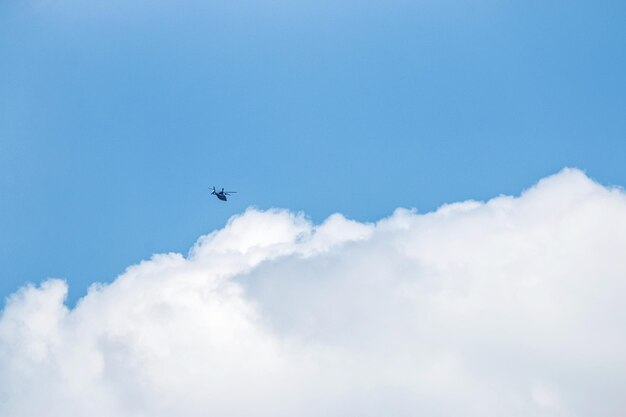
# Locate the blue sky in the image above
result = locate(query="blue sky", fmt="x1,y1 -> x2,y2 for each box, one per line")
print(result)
1,0 -> 625,305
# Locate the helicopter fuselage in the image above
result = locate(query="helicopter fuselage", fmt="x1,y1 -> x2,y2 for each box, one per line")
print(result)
211,187 -> 234,201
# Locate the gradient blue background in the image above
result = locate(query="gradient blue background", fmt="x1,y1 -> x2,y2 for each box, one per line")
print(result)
1,0 -> 625,305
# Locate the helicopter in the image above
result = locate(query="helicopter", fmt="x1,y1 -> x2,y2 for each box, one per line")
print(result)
210,186 -> 237,201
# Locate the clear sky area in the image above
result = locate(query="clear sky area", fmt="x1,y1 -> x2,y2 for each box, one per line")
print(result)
1,0 -> 625,305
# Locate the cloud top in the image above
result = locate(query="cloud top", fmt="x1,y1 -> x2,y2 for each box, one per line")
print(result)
2,168 -> 626,417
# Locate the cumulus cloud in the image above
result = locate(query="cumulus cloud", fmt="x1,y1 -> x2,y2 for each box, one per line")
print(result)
2,168 -> 626,417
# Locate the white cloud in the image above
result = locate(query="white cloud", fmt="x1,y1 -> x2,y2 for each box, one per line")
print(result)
2,168 -> 626,416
